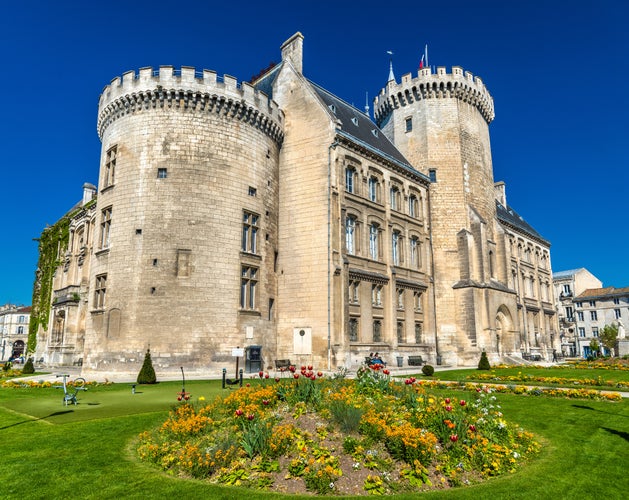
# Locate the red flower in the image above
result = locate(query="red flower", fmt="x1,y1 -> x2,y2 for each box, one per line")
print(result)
264,373 -> 270,379
383,369 -> 390,375
450,434 -> 458,442
310,375 -> 316,380
445,405 -> 453,412
445,398 -> 451,404
275,377 -> 280,383
460,400 -> 466,406
317,371 -> 323,377
247,414 -> 255,421
293,373 -> 300,379
469,424 -> 476,431
177,396 -> 182,401
301,365 -> 306,371
262,399 -> 269,405
289,365 -> 296,372
307,365 -> 313,371
235,409 -> 244,417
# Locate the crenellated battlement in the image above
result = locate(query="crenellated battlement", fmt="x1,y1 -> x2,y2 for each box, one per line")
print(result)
373,66 -> 495,126
97,66 -> 284,143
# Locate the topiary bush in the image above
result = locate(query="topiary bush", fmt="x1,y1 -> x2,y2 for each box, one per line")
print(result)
422,364 -> 435,376
137,349 -> 157,384
22,357 -> 35,375
478,351 -> 491,370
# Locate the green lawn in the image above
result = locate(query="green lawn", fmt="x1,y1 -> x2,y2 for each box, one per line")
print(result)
1,377 -> 627,499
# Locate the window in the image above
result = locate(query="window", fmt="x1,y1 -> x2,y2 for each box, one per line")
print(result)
18,316 -> 25,324
396,288 -> 404,309
613,298 -> 620,305
242,211 -> 259,254
405,117 -> 412,132
99,207 -> 112,249
489,250 -> 495,278
578,327 -> 586,337
575,301 -> 582,308
94,274 -> 107,309
565,307 -> 574,321
413,291 -> 423,311
17,326 -> 24,334
157,168 -> 168,179
590,311 -> 598,321
240,266 -> 258,310
414,322 -> 423,343
104,145 -> 116,187
372,284 -> 383,306
248,186 -> 257,196
429,169 -> 437,183
392,231 -> 401,266
349,318 -> 359,342
368,176 -> 379,202
577,311 -> 584,321
369,223 -> 380,260
345,215 -> 356,255
176,249 -> 191,277
397,321 -> 404,343
349,280 -> 360,304
390,186 -> 401,211
589,300 -> 596,307
592,327 -> 599,337
410,236 -> 420,269
615,308 -> 621,319
373,320 -> 382,342
345,166 -> 357,194
408,194 -> 419,218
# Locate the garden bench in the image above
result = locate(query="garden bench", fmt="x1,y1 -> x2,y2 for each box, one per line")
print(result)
73,358 -> 83,366
274,359 -> 292,371
407,355 -> 425,366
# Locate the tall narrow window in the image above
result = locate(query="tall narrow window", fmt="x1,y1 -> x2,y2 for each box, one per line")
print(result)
372,284 -> 383,307
397,288 -> 405,309
349,318 -> 359,342
368,176 -> 379,202
104,145 -> 116,188
345,216 -> 356,255
397,321 -> 404,343
410,236 -> 420,269
408,194 -> 419,218
349,280 -> 360,304
405,117 -> 412,132
157,168 -> 168,179
242,211 -> 259,254
590,311 -> 597,321
373,320 -> 382,342
390,186 -> 400,210
429,169 -> 437,182
413,291 -> 423,311
414,322 -> 423,343
615,308 -> 621,319
392,231 -> 400,266
369,223 -> 379,260
94,274 -> 107,309
99,207 -> 112,249
345,166 -> 357,194
240,266 -> 258,310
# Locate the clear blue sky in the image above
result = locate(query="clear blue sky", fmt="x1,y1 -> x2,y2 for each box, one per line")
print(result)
1,0 -> 627,305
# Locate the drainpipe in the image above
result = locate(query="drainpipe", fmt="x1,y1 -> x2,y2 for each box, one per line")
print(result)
327,139 -> 339,371
426,186 -> 441,364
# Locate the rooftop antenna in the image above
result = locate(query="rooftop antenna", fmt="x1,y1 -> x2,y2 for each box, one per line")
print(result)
386,50 -> 395,82
364,91 -> 370,117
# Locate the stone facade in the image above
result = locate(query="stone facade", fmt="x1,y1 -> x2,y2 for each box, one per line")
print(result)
32,33 -> 558,375
0,304 -> 31,362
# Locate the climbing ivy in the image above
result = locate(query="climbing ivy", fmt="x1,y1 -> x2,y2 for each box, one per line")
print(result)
28,217 -> 71,353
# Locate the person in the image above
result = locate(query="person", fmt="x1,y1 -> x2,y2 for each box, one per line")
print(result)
552,349 -> 557,362
371,352 -> 385,366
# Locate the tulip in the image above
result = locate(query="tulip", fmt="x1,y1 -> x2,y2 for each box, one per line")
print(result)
445,398 -> 451,404
247,414 -> 255,420
450,434 -> 458,442
275,377 -> 280,382
259,371 -> 264,378
307,365 -> 313,370
317,371 -> 323,377
445,405 -> 453,412
293,373 -> 300,379
469,424 -> 476,431
460,400 -> 466,406
235,409 -> 244,416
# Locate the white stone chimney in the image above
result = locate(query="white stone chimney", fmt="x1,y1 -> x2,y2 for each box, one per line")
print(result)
494,181 -> 507,207
281,32 -> 304,74
82,182 -> 97,205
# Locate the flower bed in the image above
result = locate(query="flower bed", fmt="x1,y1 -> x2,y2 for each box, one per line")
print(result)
466,371 -> 629,390
137,366 -> 540,495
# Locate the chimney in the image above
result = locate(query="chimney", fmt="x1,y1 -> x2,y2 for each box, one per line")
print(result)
83,182 -> 97,205
494,181 -> 506,207
280,32 -> 304,74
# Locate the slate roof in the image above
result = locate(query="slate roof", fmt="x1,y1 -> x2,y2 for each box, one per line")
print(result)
496,201 -> 549,246
552,268 -> 585,279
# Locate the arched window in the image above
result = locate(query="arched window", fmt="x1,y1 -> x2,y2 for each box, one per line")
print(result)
408,194 -> 419,218
369,223 -> 380,260
345,215 -> 356,255
392,230 -> 401,265
410,236 -> 421,269
368,176 -> 379,202
390,185 -> 401,211
345,166 -> 357,194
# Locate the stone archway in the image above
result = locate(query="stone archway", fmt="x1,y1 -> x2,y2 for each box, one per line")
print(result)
12,340 -> 25,358
495,305 -> 515,355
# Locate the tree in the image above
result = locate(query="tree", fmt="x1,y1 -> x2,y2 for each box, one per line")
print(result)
599,324 -> 619,357
137,349 -> 157,384
589,339 -> 600,359
22,357 -> 35,375
478,351 -> 491,370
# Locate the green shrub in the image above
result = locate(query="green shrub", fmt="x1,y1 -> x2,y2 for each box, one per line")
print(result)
478,351 -> 491,370
22,357 -> 35,375
137,349 -> 157,384
422,364 -> 435,376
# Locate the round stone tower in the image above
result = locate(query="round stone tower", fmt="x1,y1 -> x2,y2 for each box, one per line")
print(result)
83,66 -> 284,376
374,66 -> 514,365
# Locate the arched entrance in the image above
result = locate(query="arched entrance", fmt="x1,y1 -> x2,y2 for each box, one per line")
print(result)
495,306 -> 515,355
12,340 -> 25,359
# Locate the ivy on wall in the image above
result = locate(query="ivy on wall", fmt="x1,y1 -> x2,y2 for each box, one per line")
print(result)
28,217 -> 71,353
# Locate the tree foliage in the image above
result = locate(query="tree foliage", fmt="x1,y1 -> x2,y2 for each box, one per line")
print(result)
137,349 -> 157,384
478,351 -> 491,370
599,324 -> 619,356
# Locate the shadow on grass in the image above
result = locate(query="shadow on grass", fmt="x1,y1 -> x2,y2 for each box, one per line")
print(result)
571,404 -> 629,418
0,410 -> 74,430
601,427 -> 629,442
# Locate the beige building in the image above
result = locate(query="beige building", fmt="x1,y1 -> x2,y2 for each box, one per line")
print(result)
0,304 -> 31,362
32,33 -> 558,376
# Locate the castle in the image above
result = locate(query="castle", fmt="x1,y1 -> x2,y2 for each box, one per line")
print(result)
32,33 -> 558,376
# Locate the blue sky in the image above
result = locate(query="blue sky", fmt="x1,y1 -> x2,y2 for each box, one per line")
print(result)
1,0 -> 627,305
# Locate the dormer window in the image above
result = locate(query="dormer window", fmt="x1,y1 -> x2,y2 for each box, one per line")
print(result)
371,129 -> 379,138
329,104 -> 337,114
351,117 -> 359,126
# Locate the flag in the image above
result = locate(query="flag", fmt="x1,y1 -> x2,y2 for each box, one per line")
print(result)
419,54 -> 425,69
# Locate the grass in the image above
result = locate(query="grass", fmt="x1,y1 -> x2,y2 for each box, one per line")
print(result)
0,375 -> 627,499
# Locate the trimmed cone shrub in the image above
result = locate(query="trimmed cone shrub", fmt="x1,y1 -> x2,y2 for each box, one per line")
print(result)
421,364 -> 435,376
22,357 -> 35,375
478,351 -> 491,370
137,349 -> 157,384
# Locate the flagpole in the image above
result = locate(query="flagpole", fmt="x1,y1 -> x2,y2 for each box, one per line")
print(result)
425,44 -> 429,68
